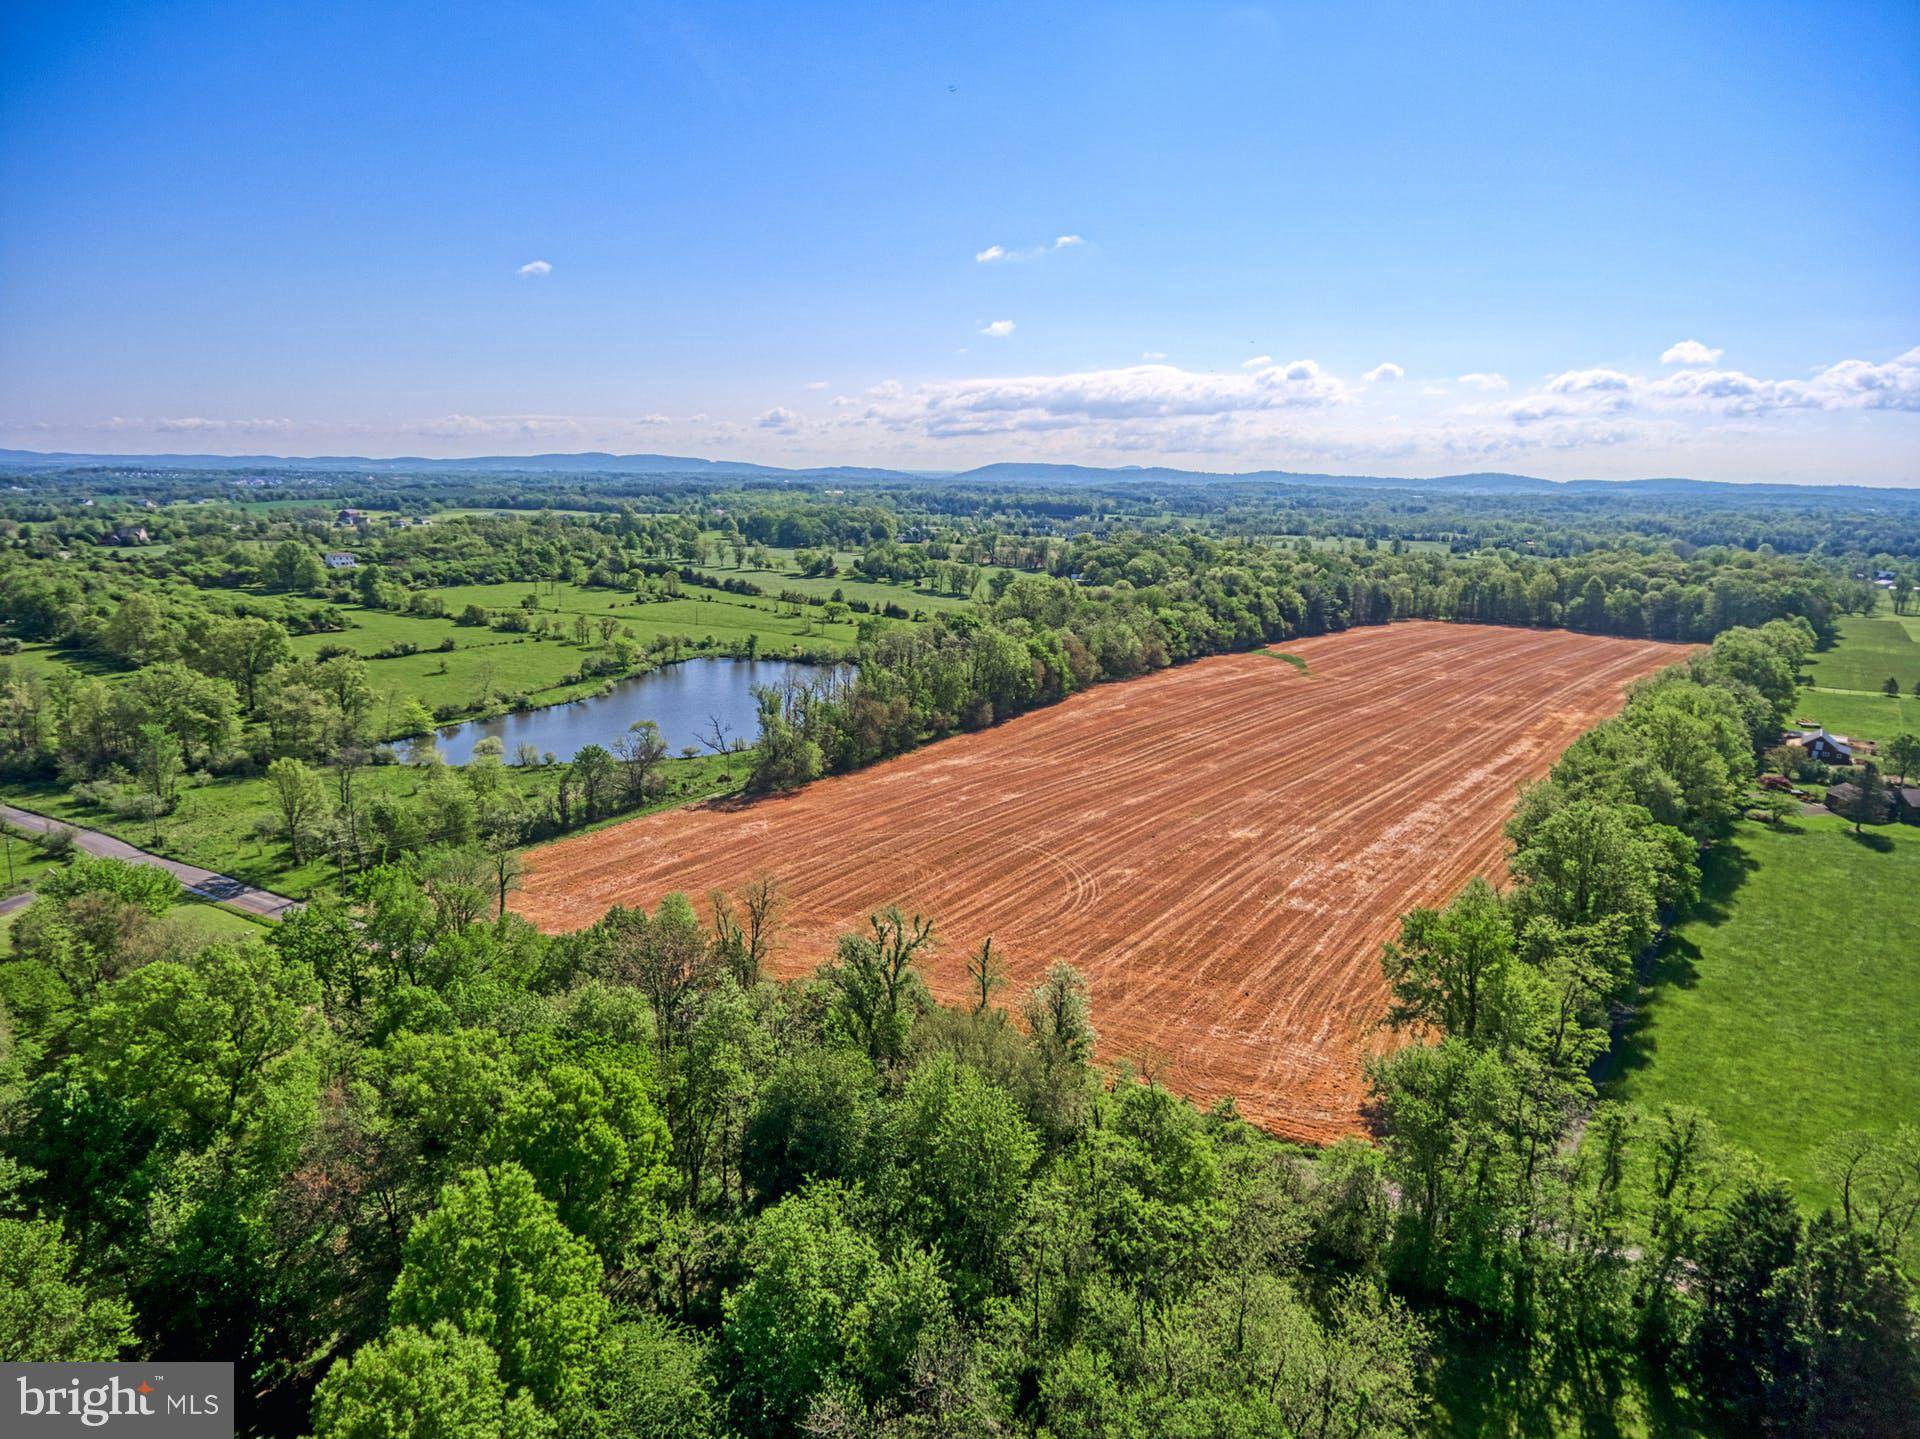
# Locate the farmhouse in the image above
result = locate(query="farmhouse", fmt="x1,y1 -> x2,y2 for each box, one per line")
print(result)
323,552 -> 358,569
334,507 -> 367,526
1785,727 -> 1855,765
103,524 -> 151,546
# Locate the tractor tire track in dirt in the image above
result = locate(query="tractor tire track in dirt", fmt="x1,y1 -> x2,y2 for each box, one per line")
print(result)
515,622 -> 1690,1141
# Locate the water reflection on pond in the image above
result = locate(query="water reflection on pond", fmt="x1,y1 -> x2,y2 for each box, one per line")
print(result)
428,657 -> 848,765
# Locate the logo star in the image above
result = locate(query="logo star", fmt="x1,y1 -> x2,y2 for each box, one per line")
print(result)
138,1381 -> 155,1394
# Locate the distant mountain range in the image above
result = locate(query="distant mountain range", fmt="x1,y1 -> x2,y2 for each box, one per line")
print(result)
0,447 -> 1913,499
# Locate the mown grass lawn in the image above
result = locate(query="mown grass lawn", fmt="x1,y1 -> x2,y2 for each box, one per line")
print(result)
0,750 -> 748,898
1791,603 -> 1920,746
1791,687 -> 1919,748
1607,814 -> 1920,1213
1803,613 -> 1920,696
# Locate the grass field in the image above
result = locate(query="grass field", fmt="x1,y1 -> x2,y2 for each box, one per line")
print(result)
10,578 -> 862,733
1791,687 -> 1919,747
690,537 -> 991,614
1792,606 -> 1920,745
0,750 -> 747,898
1608,814 -> 1919,1213
1804,613 -> 1920,695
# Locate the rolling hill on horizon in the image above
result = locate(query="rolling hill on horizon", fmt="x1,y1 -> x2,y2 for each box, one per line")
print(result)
2,446 -> 1914,499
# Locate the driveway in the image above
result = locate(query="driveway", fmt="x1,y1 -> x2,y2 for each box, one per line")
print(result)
0,803 -> 301,920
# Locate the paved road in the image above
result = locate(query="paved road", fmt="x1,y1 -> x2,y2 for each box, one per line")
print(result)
0,803 -> 300,920
0,891 -> 33,918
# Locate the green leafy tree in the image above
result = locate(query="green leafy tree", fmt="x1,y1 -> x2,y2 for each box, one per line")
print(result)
1882,732 -> 1918,784
267,755 -> 329,862
820,907 -> 934,1068
497,1055 -> 674,1262
199,616 -> 291,713
265,539 -> 327,593
741,1049 -> 877,1203
74,939 -> 322,1155
389,1163 -> 609,1409
1509,797 -> 1672,954
568,744 -> 615,819
41,853 -> 180,915
310,1322 -> 551,1439
134,720 -> 182,822
0,1215 -> 135,1359
888,1055 -> 1038,1297
577,1317 -> 721,1439
1828,764 -> 1894,833
1380,878 -> 1515,1043
720,1182 -> 951,1435
103,592 -> 173,665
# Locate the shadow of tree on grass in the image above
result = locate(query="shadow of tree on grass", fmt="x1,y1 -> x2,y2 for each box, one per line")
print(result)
1599,838 -> 1759,1087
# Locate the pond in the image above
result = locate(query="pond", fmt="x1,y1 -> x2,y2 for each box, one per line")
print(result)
427,657 -> 848,765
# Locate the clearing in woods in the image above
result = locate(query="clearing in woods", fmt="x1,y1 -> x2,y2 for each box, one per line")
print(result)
514,621 -> 1690,1141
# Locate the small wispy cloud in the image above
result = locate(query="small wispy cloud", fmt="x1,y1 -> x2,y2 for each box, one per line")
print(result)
980,319 -> 1016,338
975,234 -> 1087,263
1364,362 -> 1405,383
1457,372 -> 1509,391
756,406 -> 801,432
1141,350 -> 1168,361
517,259 -> 553,278
1241,355 -> 1273,369
804,380 -> 829,390
1661,339 -> 1724,366
149,416 -> 296,434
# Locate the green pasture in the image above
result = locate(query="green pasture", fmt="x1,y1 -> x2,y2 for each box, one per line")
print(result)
1791,688 -> 1919,748
1804,613 -> 1920,695
1790,605 -> 1920,746
691,537 -> 987,614
288,582 -> 858,722
1607,814 -> 1920,1215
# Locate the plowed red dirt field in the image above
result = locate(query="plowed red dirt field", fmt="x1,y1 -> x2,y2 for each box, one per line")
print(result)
515,621 -> 1691,1140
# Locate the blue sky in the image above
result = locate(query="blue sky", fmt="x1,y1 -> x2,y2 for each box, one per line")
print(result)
2,1 -> 1916,482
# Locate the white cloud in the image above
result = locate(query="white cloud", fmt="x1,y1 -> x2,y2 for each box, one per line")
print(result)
516,260 -> 553,278
415,413 -> 590,439
1457,372 -> 1509,391
1141,350 -> 1167,361
149,416 -> 296,434
1661,339 -> 1723,366
1520,347 -> 1920,420
981,319 -> 1016,338
842,358 -> 1350,443
975,234 -> 1086,263
27,344 -> 1913,481
1241,355 -> 1273,369
804,380 -> 829,390
1363,362 -> 1405,383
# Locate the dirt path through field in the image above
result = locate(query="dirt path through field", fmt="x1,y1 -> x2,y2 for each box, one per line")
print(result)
515,622 -> 1690,1140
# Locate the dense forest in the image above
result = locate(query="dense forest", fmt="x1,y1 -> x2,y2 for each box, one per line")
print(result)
2,470 -> 1917,1436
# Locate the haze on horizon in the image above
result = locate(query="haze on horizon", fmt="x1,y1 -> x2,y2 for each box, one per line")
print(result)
2,1 -> 1917,486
